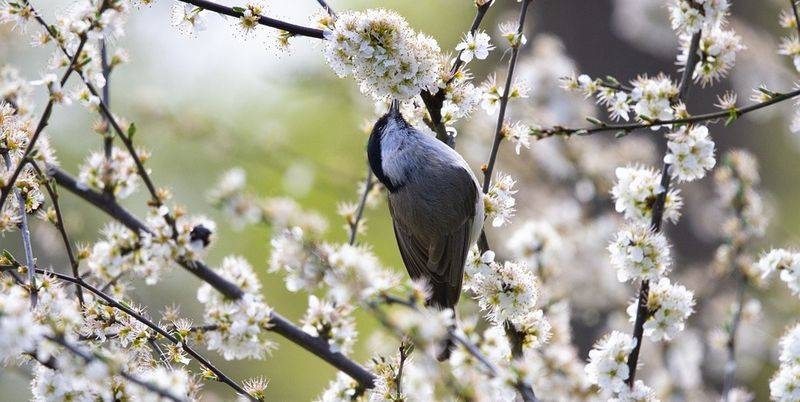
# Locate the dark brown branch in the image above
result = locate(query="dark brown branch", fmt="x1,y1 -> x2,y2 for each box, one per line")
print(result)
177,0 -> 325,39
46,165 -> 377,389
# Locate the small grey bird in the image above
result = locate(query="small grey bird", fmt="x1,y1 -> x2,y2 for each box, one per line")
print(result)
367,101 -> 484,311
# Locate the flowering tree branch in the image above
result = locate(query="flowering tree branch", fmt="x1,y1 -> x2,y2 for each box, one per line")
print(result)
3,151 -> 37,306
27,162 -> 84,306
532,86 -> 800,140
177,0 -> 325,39
625,29 -> 703,388
0,263 -> 259,401
45,335 -> 187,402
0,36 -> 86,211
421,0 -> 494,144
481,0 -> 532,194
45,165 -> 377,389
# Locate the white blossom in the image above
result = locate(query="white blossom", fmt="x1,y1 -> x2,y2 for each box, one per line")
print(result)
627,277 -> 694,342
664,125 -> 716,182
471,259 -> 539,324
609,223 -> 671,283
78,147 -> 140,199
455,30 -> 494,63
585,331 -> 636,394
323,9 -> 443,100
301,295 -> 357,354
611,166 -> 683,225
484,172 -> 517,227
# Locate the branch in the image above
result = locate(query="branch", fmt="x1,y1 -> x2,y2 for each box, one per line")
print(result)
625,29 -> 703,387
177,0 -> 325,39
0,35 -> 86,211
28,162 -> 84,306
45,334 -> 188,402
2,152 -> 37,306
533,87 -> 800,140
421,0 -> 494,145
4,265 -> 259,401
481,0 -> 532,193
46,165 -> 377,388
721,271 -> 747,401
348,170 -> 374,245
315,0 -> 336,17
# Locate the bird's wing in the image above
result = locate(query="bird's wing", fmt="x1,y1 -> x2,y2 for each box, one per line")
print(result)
388,163 -> 479,308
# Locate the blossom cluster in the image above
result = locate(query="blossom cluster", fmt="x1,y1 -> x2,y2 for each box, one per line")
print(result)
197,256 -> 276,360
756,249 -> 800,296
78,147 -> 140,199
465,249 -> 551,349
483,171 -> 517,227
322,9 -> 443,100
663,125 -> 716,182
630,277 -> 694,342
772,324 -> 800,402
611,165 -> 683,225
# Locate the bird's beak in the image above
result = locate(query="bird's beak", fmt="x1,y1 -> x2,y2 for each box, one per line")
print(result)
389,99 -> 400,115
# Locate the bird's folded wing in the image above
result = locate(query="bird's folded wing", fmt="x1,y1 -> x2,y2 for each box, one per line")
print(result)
391,215 -> 472,308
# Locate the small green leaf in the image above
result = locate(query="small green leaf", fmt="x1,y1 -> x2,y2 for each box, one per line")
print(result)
231,6 -> 245,13
585,116 -> 603,126
127,122 -> 136,139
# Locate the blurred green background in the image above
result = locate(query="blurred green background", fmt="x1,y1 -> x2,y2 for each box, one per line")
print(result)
2,0 -> 800,400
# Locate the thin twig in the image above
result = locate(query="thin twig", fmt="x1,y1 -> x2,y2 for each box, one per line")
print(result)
315,0 -> 336,17
481,0 -> 533,193
625,29 -> 703,387
533,87 -> 800,140
178,0 -> 325,39
348,170 -> 374,245
3,152 -> 37,306
45,165 -> 377,388
722,271 -> 747,401
28,162 -> 84,306
100,38 -> 114,171
791,0 -> 800,39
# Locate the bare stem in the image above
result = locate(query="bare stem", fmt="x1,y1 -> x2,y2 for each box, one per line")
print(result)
348,170 -> 374,245
315,0 -> 336,17
722,271 -> 747,401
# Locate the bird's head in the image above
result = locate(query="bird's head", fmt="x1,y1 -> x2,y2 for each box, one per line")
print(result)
371,99 -> 409,138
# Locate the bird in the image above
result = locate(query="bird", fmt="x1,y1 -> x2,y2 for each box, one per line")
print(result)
367,100 -> 484,314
